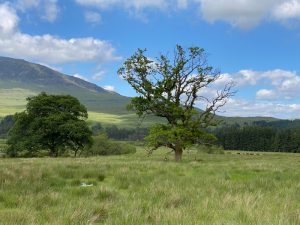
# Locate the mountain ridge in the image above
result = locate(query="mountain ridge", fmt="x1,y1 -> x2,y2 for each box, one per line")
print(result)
0,56 -> 130,115
0,56 -> 281,127
0,56 -> 111,94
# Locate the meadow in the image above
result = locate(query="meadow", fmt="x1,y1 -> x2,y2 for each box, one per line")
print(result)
0,148 -> 300,225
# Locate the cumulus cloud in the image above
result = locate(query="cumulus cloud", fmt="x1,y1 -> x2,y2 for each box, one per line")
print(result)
85,11 -> 102,24
198,0 -> 275,29
76,0 -> 168,11
193,69 -> 300,118
256,89 -> 276,100
218,98 -> 300,119
75,0 -> 300,29
221,69 -> 298,88
197,0 -> 300,29
76,0 -> 193,19
42,0 -> 60,22
103,85 -> 115,91
0,3 -> 119,64
219,69 -> 300,101
16,0 -> 60,22
273,0 -> 300,21
0,3 -> 19,35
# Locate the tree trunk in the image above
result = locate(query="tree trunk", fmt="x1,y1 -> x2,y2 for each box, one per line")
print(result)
174,146 -> 183,161
49,147 -> 58,157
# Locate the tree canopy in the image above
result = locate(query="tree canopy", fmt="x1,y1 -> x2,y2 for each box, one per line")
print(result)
118,45 -> 234,161
7,93 -> 92,157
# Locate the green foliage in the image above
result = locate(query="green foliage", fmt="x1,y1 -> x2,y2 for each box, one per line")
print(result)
146,124 -> 217,151
105,125 -> 148,141
118,45 -> 233,160
0,115 -> 14,138
91,122 -> 103,135
7,93 -> 93,157
215,125 -> 300,153
84,133 -> 136,156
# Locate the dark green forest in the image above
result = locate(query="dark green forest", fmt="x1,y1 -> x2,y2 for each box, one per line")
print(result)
2,114 -> 300,153
215,120 -> 300,153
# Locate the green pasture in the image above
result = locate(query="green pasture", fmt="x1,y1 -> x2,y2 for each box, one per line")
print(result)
0,148 -> 299,225
0,88 -> 161,128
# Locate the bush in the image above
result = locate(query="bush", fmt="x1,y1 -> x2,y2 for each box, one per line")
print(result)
84,133 -> 136,156
196,145 -> 224,154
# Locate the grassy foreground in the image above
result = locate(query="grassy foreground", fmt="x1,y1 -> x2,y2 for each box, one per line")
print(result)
0,149 -> 300,225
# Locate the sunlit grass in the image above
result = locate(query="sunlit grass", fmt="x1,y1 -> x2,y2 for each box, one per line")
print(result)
88,112 -> 163,128
0,149 -> 299,224
0,88 -> 160,127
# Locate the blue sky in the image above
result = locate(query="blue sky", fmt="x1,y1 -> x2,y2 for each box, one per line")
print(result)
1,0 -> 300,118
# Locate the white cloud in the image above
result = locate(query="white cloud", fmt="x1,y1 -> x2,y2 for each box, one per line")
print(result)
223,69 -> 298,88
85,11 -> 102,24
256,89 -> 276,100
220,69 -> 300,101
73,74 -> 89,81
16,0 -> 40,11
16,0 -> 60,22
193,69 -> 300,118
103,85 -> 115,91
76,0 -> 168,11
198,0 -> 300,29
42,0 -> 60,22
75,0 -> 300,29
0,3 -> 19,35
0,3 -> 119,64
197,0 -> 277,29
92,70 -> 106,81
273,0 -> 300,20
218,98 -> 300,119
75,0 -> 192,20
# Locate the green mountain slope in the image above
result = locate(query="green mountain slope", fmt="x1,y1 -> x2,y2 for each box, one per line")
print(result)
0,56 -> 280,127
0,56 -> 130,114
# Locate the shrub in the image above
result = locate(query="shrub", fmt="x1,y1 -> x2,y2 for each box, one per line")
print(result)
84,133 -> 136,156
196,145 -> 224,154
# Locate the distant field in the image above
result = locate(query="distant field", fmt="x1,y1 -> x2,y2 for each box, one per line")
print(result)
0,149 -> 299,225
88,112 -> 164,128
0,87 -> 161,128
0,88 -> 36,117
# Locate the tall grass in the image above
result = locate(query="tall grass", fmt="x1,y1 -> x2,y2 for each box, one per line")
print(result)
0,149 -> 299,224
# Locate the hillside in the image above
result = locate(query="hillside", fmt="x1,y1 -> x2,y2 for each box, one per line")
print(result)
0,56 -> 145,127
0,56 -> 281,127
0,56 -> 130,114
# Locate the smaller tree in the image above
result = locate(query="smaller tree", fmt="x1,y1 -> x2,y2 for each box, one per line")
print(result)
7,93 -> 93,157
118,45 -> 234,161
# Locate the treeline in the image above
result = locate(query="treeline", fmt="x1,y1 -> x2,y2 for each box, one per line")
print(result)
252,119 -> 300,129
0,116 -> 149,141
91,123 -> 148,141
0,115 -> 14,138
3,113 -> 300,153
215,125 -> 300,152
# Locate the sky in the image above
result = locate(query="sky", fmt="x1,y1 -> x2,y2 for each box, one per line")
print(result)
0,0 -> 300,119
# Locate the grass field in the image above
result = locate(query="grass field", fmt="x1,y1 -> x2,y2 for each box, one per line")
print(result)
0,87 -> 161,128
0,148 -> 299,225
0,86 -> 278,128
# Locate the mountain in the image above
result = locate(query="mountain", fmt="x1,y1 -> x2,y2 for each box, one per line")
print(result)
0,56 -> 280,127
0,56 -> 130,115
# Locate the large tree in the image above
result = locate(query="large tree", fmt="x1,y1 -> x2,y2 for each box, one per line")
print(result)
118,45 -> 234,161
7,93 -> 93,157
